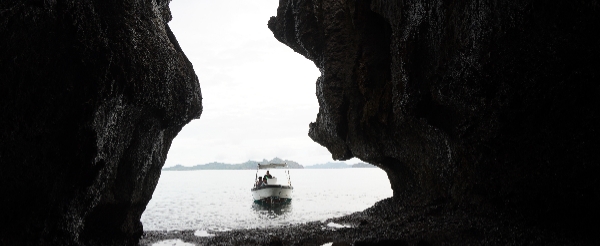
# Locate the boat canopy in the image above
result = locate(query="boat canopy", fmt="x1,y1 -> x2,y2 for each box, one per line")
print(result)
258,163 -> 287,169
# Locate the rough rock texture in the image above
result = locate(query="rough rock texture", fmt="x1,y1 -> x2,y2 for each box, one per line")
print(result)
269,0 -> 599,237
0,0 -> 201,245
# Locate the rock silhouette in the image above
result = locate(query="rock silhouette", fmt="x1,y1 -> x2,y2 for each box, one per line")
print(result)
0,0 -> 201,245
269,0 -> 599,237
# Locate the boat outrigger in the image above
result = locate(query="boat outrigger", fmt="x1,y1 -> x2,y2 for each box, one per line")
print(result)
251,163 -> 293,205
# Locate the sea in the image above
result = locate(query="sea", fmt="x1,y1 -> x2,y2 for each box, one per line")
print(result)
141,168 -> 393,232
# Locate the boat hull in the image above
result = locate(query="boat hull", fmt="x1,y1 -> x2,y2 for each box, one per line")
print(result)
251,185 -> 293,204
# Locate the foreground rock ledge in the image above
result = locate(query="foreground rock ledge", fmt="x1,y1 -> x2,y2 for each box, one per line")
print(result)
0,1 -> 202,245
267,0 -> 599,243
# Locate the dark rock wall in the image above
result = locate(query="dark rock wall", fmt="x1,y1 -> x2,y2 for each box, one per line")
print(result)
269,0 -> 599,227
0,0 -> 201,245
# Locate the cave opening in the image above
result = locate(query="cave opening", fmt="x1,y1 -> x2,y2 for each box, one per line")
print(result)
142,0 -> 393,233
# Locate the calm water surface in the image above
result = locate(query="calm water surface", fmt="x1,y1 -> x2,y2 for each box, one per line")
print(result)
141,168 -> 392,231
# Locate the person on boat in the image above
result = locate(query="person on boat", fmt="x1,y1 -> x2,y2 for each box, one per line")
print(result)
263,170 -> 273,180
255,177 -> 264,187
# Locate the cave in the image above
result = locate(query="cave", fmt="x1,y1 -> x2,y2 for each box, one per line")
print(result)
1,0 -> 599,245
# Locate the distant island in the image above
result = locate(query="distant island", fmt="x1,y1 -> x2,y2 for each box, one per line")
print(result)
350,163 -> 378,168
162,157 -> 377,171
304,162 -> 377,169
163,157 -> 303,171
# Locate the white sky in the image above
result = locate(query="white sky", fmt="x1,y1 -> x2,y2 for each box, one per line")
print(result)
164,0 -> 362,167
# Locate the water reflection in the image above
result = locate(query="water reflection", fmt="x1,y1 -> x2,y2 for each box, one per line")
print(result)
251,202 -> 292,219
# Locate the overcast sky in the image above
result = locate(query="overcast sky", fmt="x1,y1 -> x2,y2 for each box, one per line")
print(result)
164,0 -> 361,167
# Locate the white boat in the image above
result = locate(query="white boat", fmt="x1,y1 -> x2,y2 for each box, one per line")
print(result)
251,163 -> 293,205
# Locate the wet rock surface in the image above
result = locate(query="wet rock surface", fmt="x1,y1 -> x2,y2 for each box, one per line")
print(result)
266,0 -> 600,242
0,0 -> 201,245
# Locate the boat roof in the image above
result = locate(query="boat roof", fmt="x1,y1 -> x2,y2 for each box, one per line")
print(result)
258,163 -> 287,169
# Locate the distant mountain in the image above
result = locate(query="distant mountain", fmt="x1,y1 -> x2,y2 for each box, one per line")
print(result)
304,162 -> 350,169
264,157 -> 303,169
351,162 -> 377,168
162,157 -> 304,171
304,162 -> 377,169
